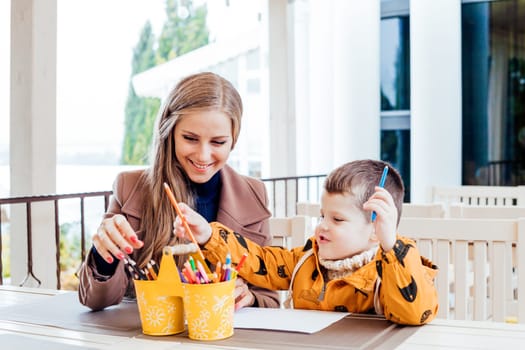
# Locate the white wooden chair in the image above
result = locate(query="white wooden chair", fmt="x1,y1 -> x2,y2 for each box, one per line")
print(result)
296,202 -> 321,236
296,202 -> 321,217
449,204 -> 525,219
397,217 -> 525,323
270,215 -> 311,249
402,203 -> 445,218
430,185 -> 525,208
449,204 -> 525,314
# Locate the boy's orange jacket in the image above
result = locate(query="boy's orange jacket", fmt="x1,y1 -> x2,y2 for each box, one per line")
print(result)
204,222 -> 439,325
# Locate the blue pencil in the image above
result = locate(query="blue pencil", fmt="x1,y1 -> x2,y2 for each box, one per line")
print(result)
371,166 -> 389,222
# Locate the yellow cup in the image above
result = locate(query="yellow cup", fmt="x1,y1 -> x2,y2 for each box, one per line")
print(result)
133,252 -> 185,336
182,277 -> 236,340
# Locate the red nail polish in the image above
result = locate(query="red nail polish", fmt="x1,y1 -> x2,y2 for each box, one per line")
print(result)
106,256 -> 114,264
117,252 -> 125,260
130,236 -> 138,243
125,246 -> 133,254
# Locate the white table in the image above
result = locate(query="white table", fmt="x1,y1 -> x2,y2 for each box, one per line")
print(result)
1,285 -> 525,349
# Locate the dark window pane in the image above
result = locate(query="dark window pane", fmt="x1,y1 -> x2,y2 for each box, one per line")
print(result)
380,16 -> 410,111
381,15 -> 410,200
381,129 -> 411,202
462,0 -> 525,185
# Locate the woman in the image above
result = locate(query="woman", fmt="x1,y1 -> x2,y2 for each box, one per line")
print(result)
78,72 -> 279,311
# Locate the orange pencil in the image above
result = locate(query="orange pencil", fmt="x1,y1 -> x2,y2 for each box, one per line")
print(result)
146,262 -> 158,280
163,182 -> 205,260
215,261 -> 222,282
235,252 -> 248,272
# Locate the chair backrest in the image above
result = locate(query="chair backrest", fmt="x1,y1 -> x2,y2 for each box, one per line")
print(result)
296,202 -> 321,217
270,215 -> 311,249
449,204 -> 525,219
449,204 -> 525,310
402,203 -> 445,218
296,202 -> 320,236
398,217 -> 525,323
430,185 -> 525,207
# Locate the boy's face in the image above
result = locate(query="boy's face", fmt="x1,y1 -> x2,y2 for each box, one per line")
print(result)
315,191 -> 376,260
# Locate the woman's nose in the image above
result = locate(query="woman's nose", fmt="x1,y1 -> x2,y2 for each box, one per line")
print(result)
195,143 -> 211,160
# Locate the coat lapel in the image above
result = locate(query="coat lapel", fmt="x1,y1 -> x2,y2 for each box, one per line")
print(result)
218,165 -> 271,226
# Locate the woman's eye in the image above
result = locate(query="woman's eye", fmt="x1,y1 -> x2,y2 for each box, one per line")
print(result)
183,135 -> 198,142
333,217 -> 344,222
212,140 -> 227,145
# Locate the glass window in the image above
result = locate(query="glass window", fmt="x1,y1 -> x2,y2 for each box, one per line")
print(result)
381,17 -> 410,111
462,0 -> 525,185
380,15 -> 411,201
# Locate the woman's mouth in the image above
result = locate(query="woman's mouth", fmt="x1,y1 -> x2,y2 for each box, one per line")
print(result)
189,160 -> 212,172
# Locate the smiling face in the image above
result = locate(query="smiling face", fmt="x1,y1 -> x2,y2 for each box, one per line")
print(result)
174,110 -> 233,183
315,191 -> 376,260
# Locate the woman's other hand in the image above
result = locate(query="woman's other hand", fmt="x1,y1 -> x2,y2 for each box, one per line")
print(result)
92,214 -> 144,264
234,277 -> 256,310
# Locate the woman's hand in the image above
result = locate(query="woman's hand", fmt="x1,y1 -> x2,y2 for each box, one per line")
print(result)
363,187 -> 398,252
92,214 -> 144,264
234,277 -> 255,310
172,203 -> 212,245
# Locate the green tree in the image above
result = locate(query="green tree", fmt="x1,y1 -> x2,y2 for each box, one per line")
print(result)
121,21 -> 160,164
121,1 -> 209,165
157,0 -> 209,63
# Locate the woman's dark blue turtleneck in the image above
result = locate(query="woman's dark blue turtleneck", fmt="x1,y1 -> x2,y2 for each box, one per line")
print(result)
191,170 -> 222,222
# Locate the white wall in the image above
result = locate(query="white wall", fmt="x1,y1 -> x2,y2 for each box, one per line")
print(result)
410,0 -> 462,202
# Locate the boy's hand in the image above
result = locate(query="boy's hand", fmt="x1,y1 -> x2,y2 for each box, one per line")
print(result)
363,187 -> 398,252
172,203 -> 212,245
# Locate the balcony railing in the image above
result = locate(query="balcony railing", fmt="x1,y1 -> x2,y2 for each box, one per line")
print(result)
0,191 -> 112,288
0,174 -> 326,289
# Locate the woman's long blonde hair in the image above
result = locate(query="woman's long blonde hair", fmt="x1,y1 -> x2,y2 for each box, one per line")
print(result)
135,72 -> 243,267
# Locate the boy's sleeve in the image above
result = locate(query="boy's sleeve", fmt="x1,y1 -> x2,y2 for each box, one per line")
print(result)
376,235 -> 439,325
204,222 -> 301,291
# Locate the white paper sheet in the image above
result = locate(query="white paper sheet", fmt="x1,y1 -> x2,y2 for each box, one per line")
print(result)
233,307 -> 349,334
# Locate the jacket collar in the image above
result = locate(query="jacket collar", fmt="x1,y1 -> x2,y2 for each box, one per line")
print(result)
311,239 -> 378,293
218,165 -> 271,226
119,166 -> 271,226
120,170 -> 145,220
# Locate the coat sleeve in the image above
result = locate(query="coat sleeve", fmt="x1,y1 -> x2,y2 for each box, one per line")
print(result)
77,173 -> 131,311
376,235 -> 439,325
205,222 -> 302,292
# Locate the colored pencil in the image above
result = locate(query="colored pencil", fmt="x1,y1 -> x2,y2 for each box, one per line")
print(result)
371,166 -> 389,222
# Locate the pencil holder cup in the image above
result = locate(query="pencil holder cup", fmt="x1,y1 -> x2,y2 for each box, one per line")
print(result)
133,250 -> 185,336
182,277 -> 236,341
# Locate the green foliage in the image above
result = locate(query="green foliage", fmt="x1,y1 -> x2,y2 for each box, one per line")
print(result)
121,1 -> 209,165
121,21 -> 160,165
157,0 -> 209,63
59,221 -> 82,290
1,224 -> 10,279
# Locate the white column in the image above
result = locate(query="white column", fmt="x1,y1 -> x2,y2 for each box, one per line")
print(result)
10,0 -> 57,288
268,0 -> 296,177
410,0 -> 462,202
304,0 -> 335,175
301,0 -> 380,175
333,0 -> 380,165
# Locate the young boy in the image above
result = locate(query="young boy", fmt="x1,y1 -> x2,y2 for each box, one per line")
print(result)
174,159 -> 439,325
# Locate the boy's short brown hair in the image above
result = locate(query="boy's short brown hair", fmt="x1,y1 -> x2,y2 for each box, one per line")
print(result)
323,159 -> 405,226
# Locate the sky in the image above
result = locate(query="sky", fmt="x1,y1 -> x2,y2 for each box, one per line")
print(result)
0,0 -> 166,162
